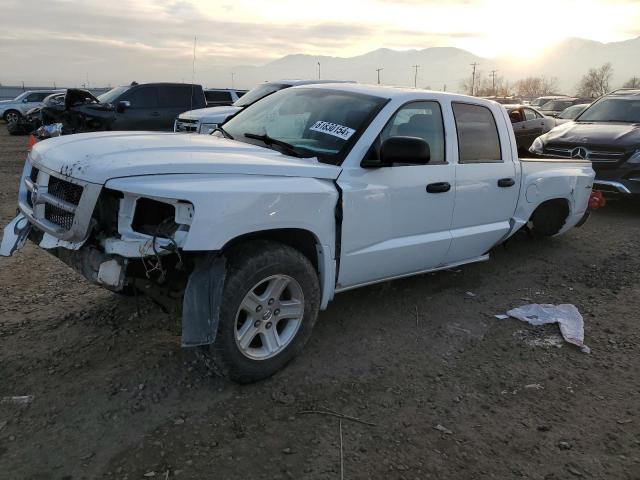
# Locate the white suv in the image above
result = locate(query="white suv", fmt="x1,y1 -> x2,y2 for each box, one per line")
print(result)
0,90 -> 65,124
175,80 -> 353,134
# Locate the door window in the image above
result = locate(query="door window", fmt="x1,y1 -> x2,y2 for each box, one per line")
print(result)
524,108 -> 538,121
25,93 -> 48,102
379,101 -> 446,164
452,103 -> 502,164
123,87 -> 158,108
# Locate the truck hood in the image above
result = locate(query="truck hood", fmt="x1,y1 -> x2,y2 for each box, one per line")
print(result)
544,121 -> 640,149
179,106 -> 242,122
30,131 -> 342,184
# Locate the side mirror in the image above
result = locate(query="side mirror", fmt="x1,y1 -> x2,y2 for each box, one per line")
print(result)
380,136 -> 431,166
22,98 -> 29,103
116,100 -> 131,113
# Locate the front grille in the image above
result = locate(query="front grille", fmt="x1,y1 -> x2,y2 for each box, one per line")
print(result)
48,176 -> 83,205
543,145 -> 625,162
175,118 -> 199,133
20,162 -> 101,242
45,204 -> 75,230
42,177 -> 83,230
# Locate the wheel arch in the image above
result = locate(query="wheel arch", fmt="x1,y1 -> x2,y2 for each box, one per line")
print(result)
221,228 -> 336,309
529,197 -> 571,222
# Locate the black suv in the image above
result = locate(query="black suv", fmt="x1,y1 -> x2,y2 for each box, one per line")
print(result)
531,89 -> 640,196
97,82 -> 206,131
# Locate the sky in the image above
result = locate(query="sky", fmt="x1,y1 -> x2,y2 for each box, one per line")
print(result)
2,0 -> 639,87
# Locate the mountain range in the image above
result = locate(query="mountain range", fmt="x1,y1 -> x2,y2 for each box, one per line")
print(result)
203,36 -> 640,95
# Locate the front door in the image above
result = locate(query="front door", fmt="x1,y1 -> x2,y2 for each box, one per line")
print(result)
337,101 -> 455,289
445,102 -> 519,264
116,86 -> 161,130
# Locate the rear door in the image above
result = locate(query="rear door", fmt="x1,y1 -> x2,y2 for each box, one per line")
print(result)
337,100 -> 455,288
157,85 -> 196,130
444,101 -> 519,264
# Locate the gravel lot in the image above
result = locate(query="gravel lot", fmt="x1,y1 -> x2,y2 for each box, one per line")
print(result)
0,128 -> 639,480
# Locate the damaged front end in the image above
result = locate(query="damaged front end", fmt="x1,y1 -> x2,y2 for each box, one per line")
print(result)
1,157 -> 226,347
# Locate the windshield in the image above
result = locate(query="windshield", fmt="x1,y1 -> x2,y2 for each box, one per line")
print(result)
97,86 -> 130,104
223,88 -> 388,164
558,104 -> 586,119
577,98 -> 640,123
541,100 -> 573,111
233,83 -> 288,107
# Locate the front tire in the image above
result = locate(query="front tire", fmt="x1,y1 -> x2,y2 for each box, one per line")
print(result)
203,240 -> 320,383
3,110 -> 21,124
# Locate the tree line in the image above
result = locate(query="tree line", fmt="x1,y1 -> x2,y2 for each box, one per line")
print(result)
461,63 -> 639,98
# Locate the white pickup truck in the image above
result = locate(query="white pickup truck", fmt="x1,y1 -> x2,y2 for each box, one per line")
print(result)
0,84 -> 594,382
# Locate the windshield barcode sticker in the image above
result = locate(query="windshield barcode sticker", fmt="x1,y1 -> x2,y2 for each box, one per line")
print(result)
310,121 -> 355,140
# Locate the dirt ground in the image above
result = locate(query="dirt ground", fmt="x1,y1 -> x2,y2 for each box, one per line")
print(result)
0,127 -> 639,480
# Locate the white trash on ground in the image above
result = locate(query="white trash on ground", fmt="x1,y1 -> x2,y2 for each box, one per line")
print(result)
506,304 -> 590,354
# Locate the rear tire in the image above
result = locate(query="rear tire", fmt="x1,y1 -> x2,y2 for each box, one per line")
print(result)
202,240 -> 320,383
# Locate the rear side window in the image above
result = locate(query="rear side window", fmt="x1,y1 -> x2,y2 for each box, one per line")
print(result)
124,87 -> 159,108
452,103 -> 502,164
158,86 -> 194,108
205,91 -> 233,103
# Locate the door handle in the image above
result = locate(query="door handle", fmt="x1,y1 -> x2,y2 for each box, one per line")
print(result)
151,111 -> 160,117
426,182 -> 451,193
498,178 -> 515,188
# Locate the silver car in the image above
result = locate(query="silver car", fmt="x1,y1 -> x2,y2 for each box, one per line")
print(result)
0,90 -> 65,124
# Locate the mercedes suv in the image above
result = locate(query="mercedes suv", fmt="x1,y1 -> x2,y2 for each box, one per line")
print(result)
531,89 -> 640,196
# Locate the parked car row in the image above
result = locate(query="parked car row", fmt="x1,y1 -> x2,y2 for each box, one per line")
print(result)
174,80 -> 354,134
2,82 -> 208,134
0,89 -> 65,124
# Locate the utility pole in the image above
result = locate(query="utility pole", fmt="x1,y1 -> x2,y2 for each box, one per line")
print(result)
376,68 -> 383,85
412,65 -> 419,88
490,69 -> 499,96
317,61 -> 321,80
470,62 -> 479,96
231,72 -> 235,89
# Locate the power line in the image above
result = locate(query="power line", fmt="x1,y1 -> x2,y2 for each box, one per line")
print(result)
376,68 -> 383,85
412,65 -> 420,88
470,62 -> 479,96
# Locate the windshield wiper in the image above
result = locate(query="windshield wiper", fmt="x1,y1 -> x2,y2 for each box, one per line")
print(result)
212,125 -> 233,139
243,132 -> 303,158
